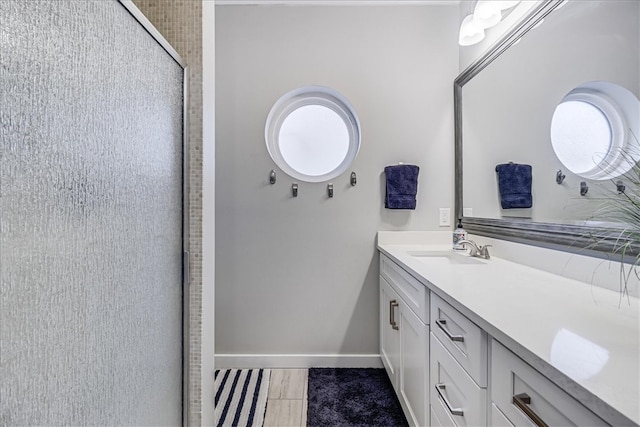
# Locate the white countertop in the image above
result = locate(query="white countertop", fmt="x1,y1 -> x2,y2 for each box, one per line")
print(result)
377,234 -> 640,426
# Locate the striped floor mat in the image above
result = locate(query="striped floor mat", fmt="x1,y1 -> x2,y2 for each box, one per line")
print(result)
214,369 -> 271,427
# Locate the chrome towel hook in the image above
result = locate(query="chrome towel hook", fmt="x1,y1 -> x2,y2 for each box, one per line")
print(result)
351,172 -> 357,186
556,170 -> 565,184
327,184 -> 334,198
580,181 -> 589,196
292,183 -> 298,197
269,170 -> 276,185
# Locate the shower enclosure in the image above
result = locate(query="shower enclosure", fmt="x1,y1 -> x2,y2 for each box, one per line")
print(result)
1,1 -> 187,424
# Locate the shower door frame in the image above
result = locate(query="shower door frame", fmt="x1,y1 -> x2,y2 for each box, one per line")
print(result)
117,2 -> 191,425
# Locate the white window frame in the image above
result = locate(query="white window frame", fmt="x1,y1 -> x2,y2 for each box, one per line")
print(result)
265,86 -> 361,183
550,84 -> 638,181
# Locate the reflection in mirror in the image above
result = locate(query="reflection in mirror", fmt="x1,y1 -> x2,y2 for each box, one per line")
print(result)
550,82 -> 640,181
551,97 -> 614,177
550,328 -> 609,381
458,0 -> 639,233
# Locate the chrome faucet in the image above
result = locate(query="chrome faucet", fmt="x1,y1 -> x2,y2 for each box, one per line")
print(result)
458,239 -> 492,260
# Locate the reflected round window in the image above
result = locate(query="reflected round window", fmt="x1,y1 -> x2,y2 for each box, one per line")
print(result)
550,100 -> 612,175
265,86 -> 360,182
549,82 -> 639,180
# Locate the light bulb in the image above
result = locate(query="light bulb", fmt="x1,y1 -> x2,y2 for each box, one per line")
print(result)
459,14 -> 485,46
473,1 -> 502,29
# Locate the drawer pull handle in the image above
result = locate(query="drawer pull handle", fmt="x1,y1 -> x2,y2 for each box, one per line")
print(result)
390,300 -> 399,330
435,384 -> 464,416
513,393 -> 548,427
435,319 -> 464,342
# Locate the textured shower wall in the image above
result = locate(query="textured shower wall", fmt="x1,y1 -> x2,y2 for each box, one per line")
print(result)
0,1 -> 184,424
131,0 -> 204,424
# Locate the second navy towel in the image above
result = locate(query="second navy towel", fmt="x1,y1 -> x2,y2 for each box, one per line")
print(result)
495,163 -> 532,209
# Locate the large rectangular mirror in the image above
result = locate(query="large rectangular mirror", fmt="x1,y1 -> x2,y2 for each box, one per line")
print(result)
455,0 -> 640,257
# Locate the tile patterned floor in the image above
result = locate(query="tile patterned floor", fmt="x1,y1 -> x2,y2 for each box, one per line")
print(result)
264,369 -> 308,427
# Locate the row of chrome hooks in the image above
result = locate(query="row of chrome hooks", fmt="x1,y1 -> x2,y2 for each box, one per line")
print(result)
556,169 -> 625,196
269,170 -> 357,197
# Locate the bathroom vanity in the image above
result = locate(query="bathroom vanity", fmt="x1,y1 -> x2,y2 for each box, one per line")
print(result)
378,232 -> 639,427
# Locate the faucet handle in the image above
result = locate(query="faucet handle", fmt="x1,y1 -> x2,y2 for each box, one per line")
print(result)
459,239 -> 479,256
479,244 -> 492,259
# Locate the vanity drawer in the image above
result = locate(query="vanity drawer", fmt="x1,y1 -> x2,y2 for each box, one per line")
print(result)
430,333 -> 487,427
431,402 -> 453,427
430,293 -> 487,387
380,254 -> 429,324
491,403 -> 515,427
491,339 -> 608,427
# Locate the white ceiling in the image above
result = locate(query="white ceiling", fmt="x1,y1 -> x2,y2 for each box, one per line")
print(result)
215,0 -> 460,6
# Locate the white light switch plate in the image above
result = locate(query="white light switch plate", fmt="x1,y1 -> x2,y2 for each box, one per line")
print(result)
439,208 -> 451,227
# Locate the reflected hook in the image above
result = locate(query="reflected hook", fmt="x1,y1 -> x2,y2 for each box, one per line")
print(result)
580,181 -> 589,196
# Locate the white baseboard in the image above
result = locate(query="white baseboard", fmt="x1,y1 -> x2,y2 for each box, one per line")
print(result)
214,354 -> 383,369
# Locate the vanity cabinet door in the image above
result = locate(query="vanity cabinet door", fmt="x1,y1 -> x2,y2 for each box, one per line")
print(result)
491,340 -> 608,427
380,275 -> 401,393
399,302 -> 428,427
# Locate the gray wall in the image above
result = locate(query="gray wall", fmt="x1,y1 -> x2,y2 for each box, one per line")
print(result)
215,5 -> 458,358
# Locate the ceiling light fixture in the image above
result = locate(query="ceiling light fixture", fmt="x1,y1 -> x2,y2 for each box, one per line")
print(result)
459,0 -> 523,46
473,1 -> 502,29
458,14 -> 485,46
492,0 -> 522,10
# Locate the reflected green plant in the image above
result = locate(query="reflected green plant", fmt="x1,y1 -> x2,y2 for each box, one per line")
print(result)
588,131 -> 640,304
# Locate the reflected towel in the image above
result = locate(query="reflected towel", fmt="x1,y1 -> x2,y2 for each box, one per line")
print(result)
495,163 -> 532,209
385,164 -> 419,210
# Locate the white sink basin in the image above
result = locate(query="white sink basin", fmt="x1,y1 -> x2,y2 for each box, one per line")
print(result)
408,251 -> 486,265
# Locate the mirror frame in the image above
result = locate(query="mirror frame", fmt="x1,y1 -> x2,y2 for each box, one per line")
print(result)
454,0 -> 637,259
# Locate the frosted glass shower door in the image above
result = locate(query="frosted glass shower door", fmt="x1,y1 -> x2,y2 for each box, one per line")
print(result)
1,1 -> 185,425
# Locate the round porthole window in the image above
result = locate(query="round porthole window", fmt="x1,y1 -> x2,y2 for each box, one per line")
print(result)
265,86 -> 361,183
550,81 -> 640,180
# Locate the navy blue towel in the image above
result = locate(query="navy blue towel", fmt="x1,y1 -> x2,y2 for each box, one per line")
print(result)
495,163 -> 532,209
384,164 -> 419,209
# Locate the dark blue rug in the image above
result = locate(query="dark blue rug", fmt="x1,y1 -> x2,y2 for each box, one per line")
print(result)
307,368 -> 409,427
